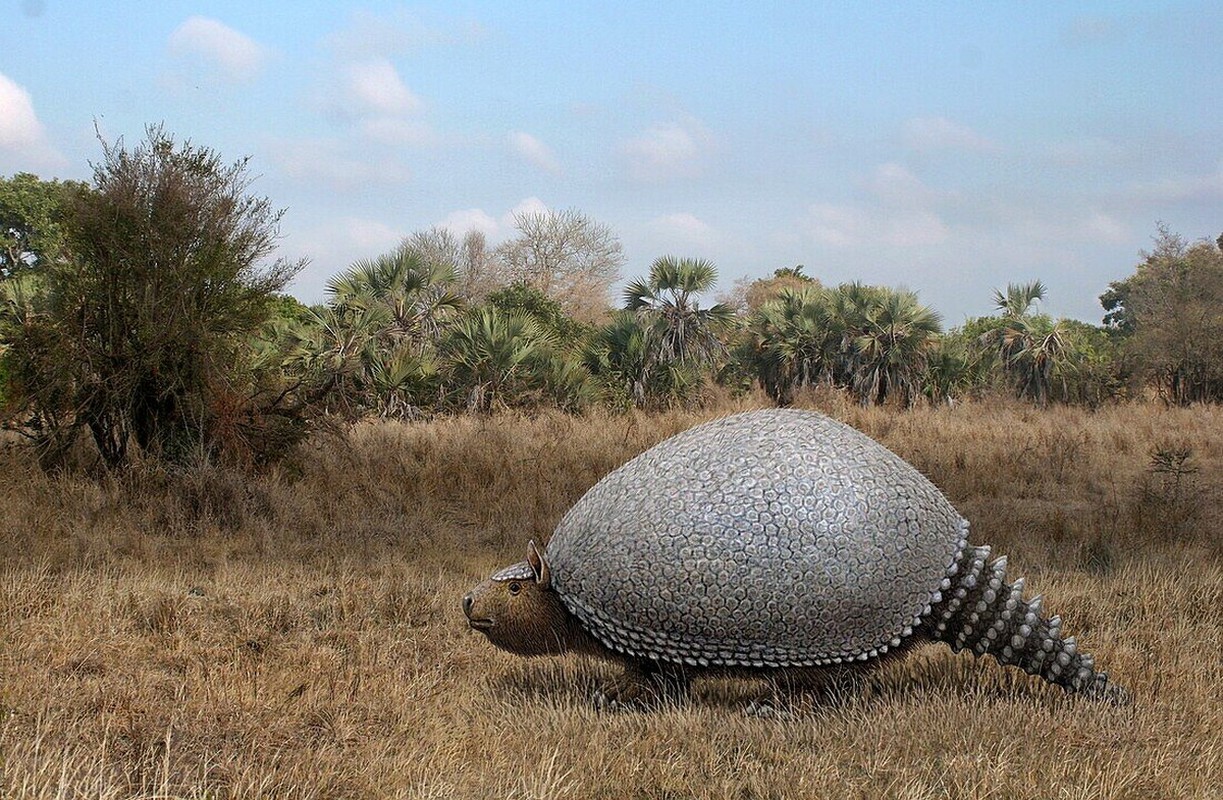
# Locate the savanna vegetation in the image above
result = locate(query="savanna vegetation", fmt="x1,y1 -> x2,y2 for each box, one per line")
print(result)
5,130 -> 1223,473
2,129 -> 1221,798
2,403 -> 1221,798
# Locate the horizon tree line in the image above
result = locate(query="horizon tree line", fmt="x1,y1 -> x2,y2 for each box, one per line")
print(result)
2,128 -> 1221,470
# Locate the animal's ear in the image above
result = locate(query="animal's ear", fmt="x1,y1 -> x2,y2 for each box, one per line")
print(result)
526,540 -> 551,586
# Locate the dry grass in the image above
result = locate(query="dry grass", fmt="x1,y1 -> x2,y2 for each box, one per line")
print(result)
2,399 -> 1221,799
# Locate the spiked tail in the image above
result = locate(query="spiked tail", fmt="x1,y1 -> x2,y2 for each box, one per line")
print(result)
919,544 -> 1128,702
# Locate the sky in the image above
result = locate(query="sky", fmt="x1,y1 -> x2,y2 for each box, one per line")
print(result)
2,1 -> 1221,324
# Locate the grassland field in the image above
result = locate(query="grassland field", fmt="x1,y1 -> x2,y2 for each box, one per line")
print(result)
1,396 -> 1221,799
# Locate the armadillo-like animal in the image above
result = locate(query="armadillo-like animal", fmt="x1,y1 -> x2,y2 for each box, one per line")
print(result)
463,409 -> 1124,703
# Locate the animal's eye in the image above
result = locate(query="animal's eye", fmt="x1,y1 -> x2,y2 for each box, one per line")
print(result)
508,582 -> 522,595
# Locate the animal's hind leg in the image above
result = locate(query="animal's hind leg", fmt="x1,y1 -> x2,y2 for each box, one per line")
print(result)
749,649 -> 917,716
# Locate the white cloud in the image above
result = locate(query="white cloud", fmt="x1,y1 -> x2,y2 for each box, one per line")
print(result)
508,131 -> 561,174
344,59 -> 421,116
167,16 -> 267,83
621,118 -> 711,182
0,73 -> 46,149
804,163 -> 950,248
1122,165 -> 1223,204
902,116 -> 995,153
360,117 -> 436,147
0,72 -> 65,169
437,197 -> 551,242
804,204 -> 868,247
268,137 -> 412,190
864,162 -> 940,207
648,212 -> 717,248
438,208 -> 502,239
1082,211 -> 1129,243
504,196 -> 549,224
344,217 -> 404,254
327,9 -> 487,59
319,58 -> 435,147
881,211 -> 949,247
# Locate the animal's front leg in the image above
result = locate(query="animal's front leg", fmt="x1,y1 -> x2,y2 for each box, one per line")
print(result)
595,658 -> 691,709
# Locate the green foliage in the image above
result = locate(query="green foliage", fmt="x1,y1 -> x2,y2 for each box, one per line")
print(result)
327,247 -> 463,349
582,256 -> 734,409
736,282 -> 940,407
939,283 -> 1124,406
442,306 -> 591,413
738,285 -> 838,405
486,281 -> 592,345
848,286 -> 943,406
272,246 -> 465,419
585,310 -> 701,410
1,126 -> 304,468
0,172 -> 87,278
974,281 -> 1067,406
625,256 -> 735,368
1102,225 -> 1223,403
1053,319 -> 1126,405
921,335 -> 978,404
268,293 -> 313,326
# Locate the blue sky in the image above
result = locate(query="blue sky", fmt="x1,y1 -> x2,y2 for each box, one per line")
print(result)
2,2 -> 1221,323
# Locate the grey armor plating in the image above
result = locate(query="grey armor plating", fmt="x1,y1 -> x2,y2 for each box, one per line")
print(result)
491,562 -> 536,582
546,409 -> 967,668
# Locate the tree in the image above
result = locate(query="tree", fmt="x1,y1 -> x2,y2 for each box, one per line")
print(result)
2,126 -> 303,467
1102,226 -> 1223,403
283,302 -> 441,420
719,265 -> 820,315
487,280 -> 592,345
978,281 -> 1071,406
326,247 -> 462,353
624,256 -> 734,367
849,287 -> 942,406
495,208 -> 624,324
739,285 -> 840,405
401,226 -> 505,301
735,282 -> 940,407
581,256 -> 733,409
441,307 -> 589,413
0,173 -> 86,279
585,310 -> 698,409
283,246 -> 461,420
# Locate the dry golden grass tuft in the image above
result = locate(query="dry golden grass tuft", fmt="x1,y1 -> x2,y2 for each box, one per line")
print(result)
2,400 -> 1221,798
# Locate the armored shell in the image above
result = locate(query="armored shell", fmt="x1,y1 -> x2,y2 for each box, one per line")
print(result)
546,409 -> 968,668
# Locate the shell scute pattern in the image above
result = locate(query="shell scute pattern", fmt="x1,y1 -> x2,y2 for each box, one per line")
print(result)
547,409 -> 967,668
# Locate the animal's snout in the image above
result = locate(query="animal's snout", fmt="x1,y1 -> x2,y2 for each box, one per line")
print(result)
462,593 -> 474,618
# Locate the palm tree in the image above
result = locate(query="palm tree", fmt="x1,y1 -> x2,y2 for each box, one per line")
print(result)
850,288 -> 942,406
993,280 -> 1047,320
326,247 -> 463,352
585,311 -> 654,407
442,307 -> 555,412
742,286 -> 840,405
981,280 -> 1069,405
624,256 -> 735,367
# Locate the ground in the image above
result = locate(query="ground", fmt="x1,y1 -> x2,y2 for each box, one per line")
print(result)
1,399 -> 1220,798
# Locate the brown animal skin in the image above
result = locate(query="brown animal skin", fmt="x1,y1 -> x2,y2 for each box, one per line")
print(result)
463,542 -> 601,659
463,541 -> 916,706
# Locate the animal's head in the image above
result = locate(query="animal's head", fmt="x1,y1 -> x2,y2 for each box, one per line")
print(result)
463,541 -> 575,657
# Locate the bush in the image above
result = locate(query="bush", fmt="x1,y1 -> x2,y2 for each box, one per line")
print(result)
1,126 -> 304,469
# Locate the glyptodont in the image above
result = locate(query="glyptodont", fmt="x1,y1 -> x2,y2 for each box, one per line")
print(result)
463,409 -> 1126,706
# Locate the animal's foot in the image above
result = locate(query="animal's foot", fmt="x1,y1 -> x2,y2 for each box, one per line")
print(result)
594,666 -> 689,710
743,698 -> 797,720
1080,674 -> 1132,706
